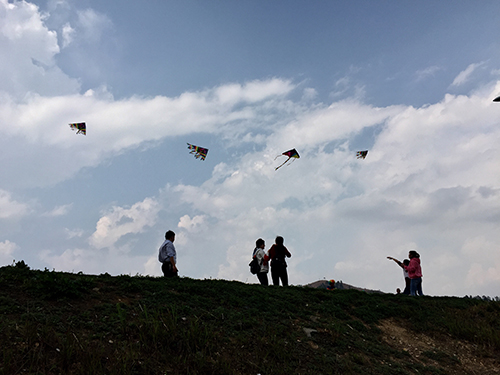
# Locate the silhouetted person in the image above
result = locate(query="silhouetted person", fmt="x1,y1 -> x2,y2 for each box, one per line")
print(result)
268,236 -> 291,286
405,250 -> 423,296
158,230 -> 178,277
252,238 -> 269,285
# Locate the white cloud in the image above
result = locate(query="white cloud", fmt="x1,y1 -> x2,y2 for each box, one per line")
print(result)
42,203 -> 72,217
214,78 -> 294,106
0,0 -> 80,98
89,197 -> 160,249
268,99 -> 402,149
451,62 -> 486,87
178,215 -> 207,233
61,22 -> 74,48
65,228 -> 84,239
463,237 -> 500,288
76,8 -> 113,43
415,65 -> 442,81
330,66 -> 365,100
302,87 -> 318,101
0,77 -> 300,189
0,189 -> 29,219
0,240 -> 18,265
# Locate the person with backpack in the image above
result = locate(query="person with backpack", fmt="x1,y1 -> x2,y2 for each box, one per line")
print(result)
268,236 -> 291,286
252,238 -> 269,285
158,230 -> 178,277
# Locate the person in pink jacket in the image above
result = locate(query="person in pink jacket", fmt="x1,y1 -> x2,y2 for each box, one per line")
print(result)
404,250 -> 423,296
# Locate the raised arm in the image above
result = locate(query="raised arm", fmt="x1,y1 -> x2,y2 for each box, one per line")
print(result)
387,256 -> 403,268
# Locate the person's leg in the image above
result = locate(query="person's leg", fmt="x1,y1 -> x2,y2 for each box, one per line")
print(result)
257,272 -> 268,286
403,278 -> 411,295
162,261 -> 177,277
281,267 -> 288,287
410,278 -> 417,296
271,267 -> 280,286
416,278 -> 423,296
161,261 -> 169,277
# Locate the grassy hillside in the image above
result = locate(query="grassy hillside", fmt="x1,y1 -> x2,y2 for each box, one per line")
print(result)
1,261 -> 499,374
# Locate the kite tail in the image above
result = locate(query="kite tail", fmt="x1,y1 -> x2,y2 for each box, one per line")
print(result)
275,157 -> 291,170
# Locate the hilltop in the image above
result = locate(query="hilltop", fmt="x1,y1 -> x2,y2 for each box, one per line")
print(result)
1,261 -> 499,374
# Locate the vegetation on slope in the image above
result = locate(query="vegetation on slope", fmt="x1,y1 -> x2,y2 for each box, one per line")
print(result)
1,261 -> 499,374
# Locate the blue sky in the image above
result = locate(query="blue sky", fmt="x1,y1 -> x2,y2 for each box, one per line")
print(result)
2,0 -> 500,297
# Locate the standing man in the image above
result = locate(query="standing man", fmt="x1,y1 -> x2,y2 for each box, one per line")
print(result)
158,230 -> 178,277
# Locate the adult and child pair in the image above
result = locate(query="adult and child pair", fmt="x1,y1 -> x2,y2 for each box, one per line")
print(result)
387,250 -> 424,296
252,236 -> 292,286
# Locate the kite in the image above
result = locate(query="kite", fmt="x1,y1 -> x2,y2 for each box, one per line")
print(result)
187,143 -> 208,161
69,122 -> 86,135
356,150 -> 368,159
327,279 -> 336,290
275,148 -> 300,170
493,96 -> 500,102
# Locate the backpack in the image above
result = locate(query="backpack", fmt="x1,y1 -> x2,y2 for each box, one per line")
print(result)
249,257 -> 260,274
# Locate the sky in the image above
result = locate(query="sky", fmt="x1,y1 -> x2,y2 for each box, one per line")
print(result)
2,0 -> 500,297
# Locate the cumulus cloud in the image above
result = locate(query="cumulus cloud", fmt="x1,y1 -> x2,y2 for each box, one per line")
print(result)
0,0 -> 80,98
178,215 -> 207,233
0,190 -> 30,219
61,22 -> 74,48
89,197 -> 160,250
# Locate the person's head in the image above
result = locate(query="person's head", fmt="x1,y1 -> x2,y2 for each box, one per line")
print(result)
165,230 -> 175,242
403,259 -> 410,266
408,250 -> 419,259
275,236 -> 284,245
256,238 -> 265,249
396,288 -> 401,294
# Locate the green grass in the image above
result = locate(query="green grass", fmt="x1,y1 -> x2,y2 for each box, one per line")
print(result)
1,261 -> 499,374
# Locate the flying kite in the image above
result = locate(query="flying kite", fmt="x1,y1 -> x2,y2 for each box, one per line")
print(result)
69,122 -> 86,135
275,148 -> 300,170
356,150 -> 368,159
187,143 -> 208,161
493,96 -> 500,102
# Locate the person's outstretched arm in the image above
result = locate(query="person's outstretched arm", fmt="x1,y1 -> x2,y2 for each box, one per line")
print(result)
387,256 -> 403,269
